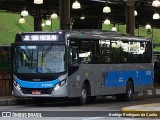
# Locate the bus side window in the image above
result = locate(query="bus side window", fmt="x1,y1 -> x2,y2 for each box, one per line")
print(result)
69,47 -> 79,66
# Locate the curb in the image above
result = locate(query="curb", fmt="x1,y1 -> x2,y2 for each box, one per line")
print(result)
132,88 -> 160,100
0,99 -> 17,106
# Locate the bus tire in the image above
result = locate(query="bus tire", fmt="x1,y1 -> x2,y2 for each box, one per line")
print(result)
125,81 -> 134,102
116,81 -> 133,102
78,84 -> 87,105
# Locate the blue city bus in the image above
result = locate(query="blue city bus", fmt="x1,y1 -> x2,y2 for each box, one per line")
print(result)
12,30 -> 153,105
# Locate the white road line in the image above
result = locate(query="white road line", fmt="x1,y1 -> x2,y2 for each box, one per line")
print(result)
81,117 -> 105,120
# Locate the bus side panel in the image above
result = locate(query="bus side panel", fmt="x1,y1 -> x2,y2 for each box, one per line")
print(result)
68,64 -> 90,97
100,63 -> 153,95
67,63 -> 153,97
68,64 -> 102,97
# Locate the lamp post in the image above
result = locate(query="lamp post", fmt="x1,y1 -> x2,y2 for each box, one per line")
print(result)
50,13 -> 58,31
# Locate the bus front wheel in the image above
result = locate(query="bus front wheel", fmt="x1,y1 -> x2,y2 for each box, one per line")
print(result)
78,84 -> 87,105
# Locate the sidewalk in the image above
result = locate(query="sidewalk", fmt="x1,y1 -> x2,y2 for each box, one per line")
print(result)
0,96 -> 32,105
121,86 -> 160,118
0,96 -> 16,105
122,103 -> 160,118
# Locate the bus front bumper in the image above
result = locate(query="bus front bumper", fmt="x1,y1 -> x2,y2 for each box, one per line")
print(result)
12,84 -> 69,98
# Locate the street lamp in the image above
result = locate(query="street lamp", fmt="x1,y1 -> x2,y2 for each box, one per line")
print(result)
145,24 -> 152,35
34,0 -> 43,4
145,24 -> 151,30
153,13 -> 160,19
134,10 -> 138,16
111,27 -> 117,31
152,0 -> 160,7
51,13 -> 58,19
19,16 -> 25,24
80,15 -> 85,20
41,23 -> 45,27
21,10 -> 28,17
104,19 -> 110,25
103,6 -> 111,13
45,20 -> 51,26
72,1 -> 81,9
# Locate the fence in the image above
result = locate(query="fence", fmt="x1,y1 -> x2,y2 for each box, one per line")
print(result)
0,71 -> 11,95
0,45 -> 12,95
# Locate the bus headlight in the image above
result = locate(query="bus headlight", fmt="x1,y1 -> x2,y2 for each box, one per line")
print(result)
53,80 -> 66,91
54,83 -> 61,91
13,81 -> 21,91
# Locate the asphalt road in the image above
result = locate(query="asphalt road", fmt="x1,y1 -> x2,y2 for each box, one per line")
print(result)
0,97 -> 160,120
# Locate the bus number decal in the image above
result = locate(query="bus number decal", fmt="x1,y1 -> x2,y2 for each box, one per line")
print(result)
41,83 -> 53,87
118,77 -> 123,82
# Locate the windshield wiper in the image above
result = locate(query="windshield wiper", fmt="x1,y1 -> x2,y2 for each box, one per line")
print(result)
42,44 -> 53,58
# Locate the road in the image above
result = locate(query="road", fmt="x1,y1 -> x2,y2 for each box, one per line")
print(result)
0,97 -> 159,120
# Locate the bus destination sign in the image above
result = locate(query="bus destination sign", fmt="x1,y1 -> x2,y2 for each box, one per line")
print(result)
23,35 -> 58,41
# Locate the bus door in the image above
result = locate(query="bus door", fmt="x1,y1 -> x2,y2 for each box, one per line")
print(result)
68,41 -> 79,75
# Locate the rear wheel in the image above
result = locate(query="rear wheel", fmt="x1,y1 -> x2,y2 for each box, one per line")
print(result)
125,81 -> 134,101
116,81 -> 134,102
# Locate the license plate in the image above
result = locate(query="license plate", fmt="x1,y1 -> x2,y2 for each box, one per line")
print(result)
32,90 -> 41,95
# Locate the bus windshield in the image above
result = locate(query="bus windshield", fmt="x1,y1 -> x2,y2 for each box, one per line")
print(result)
14,44 -> 66,73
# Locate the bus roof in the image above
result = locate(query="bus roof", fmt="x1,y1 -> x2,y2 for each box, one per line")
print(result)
66,30 -> 151,42
15,30 -> 152,42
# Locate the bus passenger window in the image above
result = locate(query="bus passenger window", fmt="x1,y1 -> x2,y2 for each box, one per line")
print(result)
79,40 -> 91,64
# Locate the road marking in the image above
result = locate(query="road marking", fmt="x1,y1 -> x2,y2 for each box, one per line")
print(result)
82,117 -> 105,120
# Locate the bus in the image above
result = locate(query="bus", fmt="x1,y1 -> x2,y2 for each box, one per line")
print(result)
12,30 -> 153,105
153,50 -> 160,85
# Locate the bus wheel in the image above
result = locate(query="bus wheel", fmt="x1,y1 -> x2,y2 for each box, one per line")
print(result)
78,84 -> 87,105
116,81 -> 133,102
125,81 -> 134,102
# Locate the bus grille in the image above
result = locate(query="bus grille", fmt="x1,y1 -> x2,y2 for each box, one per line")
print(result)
21,88 -> 52,94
